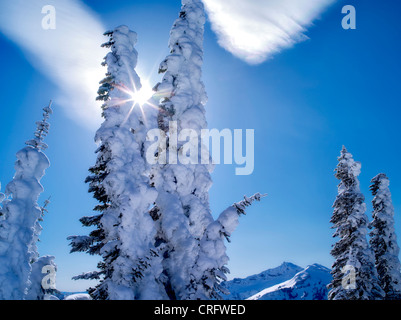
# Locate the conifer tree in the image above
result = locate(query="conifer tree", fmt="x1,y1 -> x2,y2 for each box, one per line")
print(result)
150,0 -> 218,300
151,0 -> 264,300
328,146 -> 384,300
68,26 -> 165,300
369,173 -> 401,299
0,101 -> 52,300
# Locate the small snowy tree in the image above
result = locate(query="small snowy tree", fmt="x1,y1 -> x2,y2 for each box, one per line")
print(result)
369,173 -> 401,299
0,102 -> 52,300
328,146 -> 384,300
69,26 -> 165,300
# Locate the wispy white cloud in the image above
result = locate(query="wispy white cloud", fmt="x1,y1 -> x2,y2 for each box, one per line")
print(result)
0,0 -> 106,129
202,0 -> 334,64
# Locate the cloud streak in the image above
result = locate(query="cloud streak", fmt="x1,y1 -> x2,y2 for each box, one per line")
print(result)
202,0 -> 334,64
0,0 -> 106,129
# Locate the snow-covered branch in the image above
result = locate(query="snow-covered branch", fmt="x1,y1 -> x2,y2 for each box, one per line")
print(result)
216,193 -> 267,242
67,235 -> 94,253
72,270 -> 105,281
25,100 -> 53,151
192,193 -> 266,299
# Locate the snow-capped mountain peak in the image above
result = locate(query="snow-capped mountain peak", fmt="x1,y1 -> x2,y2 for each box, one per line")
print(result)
247,263 -> 331,300
221,262 -> 303,300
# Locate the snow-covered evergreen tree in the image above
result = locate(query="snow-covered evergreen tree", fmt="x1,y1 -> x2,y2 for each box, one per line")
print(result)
369,173 -> 401,299
328,146 -> 384,300
150,0 -> 217,300
68,26 -> 165,300
0,102 -> 52,300
151,0 -> 264,300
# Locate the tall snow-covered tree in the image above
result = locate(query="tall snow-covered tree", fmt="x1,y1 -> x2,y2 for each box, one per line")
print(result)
68,26 -> 165,300
150,0 -> 217,300
328,146 -> 384,300
151,0 -> 264,300
0,101 -> 53,300
369,173 -> 401,299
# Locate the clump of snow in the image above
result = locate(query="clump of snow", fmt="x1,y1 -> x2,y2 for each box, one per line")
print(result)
64,293 -> 92,300
43,294 -> 59,300
26,255 -> 57,300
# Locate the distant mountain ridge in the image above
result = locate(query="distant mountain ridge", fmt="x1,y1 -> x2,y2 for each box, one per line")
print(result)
222,262 -> 331,300
221,262 -> 303,300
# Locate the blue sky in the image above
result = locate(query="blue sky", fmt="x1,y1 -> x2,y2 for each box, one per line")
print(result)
1,0 -> 401,292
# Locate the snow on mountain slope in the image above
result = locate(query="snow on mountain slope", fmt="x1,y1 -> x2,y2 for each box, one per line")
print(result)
221,262 -> 303,300
247,264 -> 332,300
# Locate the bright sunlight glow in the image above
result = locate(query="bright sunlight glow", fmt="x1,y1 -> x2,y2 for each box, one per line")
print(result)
131,82 -> 154,106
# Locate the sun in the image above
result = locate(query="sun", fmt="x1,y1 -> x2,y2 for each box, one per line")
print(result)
119,79 -> 159,127
131,81 -> 154,106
